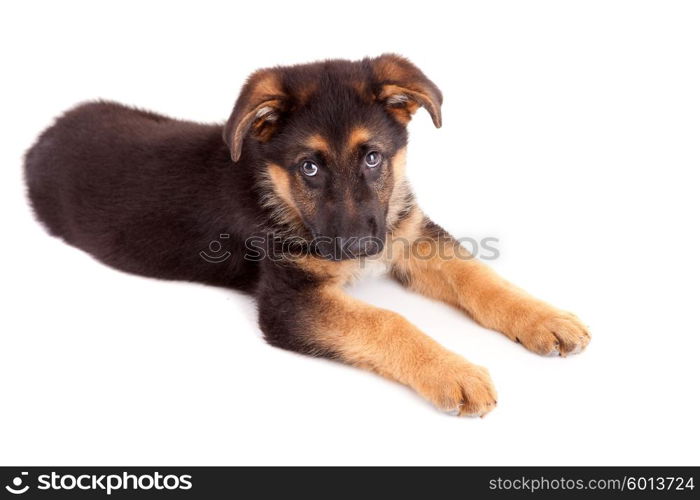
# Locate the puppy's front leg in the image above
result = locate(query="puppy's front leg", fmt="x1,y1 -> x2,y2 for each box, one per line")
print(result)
258,273 -> 497,416
390,211 -> 591,356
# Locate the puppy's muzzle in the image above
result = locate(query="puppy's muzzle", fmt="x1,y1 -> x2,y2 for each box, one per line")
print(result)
313,235 -> 385,260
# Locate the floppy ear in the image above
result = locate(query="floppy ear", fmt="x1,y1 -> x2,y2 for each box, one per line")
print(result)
223,69 -> 287,162
370,54 -> 443,128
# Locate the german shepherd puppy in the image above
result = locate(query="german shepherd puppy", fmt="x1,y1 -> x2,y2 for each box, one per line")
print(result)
24,54 -> 589,416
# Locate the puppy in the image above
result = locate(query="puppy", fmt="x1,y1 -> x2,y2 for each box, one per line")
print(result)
24,54 -> 589,416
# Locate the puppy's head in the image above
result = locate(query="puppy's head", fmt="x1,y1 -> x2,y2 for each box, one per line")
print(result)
224,54 -> 442,260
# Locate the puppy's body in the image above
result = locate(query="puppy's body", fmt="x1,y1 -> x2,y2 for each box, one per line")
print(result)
25,101 -> 261,291
25,55 -> 590,416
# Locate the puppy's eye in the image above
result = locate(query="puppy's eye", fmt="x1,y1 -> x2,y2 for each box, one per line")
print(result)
300,160 -> 319,177
365,151 -> 382,168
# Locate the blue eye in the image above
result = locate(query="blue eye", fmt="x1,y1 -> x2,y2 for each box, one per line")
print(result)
300,161 -> 319,177
365,151 -> 382,168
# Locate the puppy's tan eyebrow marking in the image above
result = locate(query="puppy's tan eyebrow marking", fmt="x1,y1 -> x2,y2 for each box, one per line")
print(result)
347,126 -> 371,151
305,134 -> 331,154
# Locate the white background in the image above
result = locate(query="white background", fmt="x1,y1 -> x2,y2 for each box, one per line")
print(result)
1,0 -> 698,466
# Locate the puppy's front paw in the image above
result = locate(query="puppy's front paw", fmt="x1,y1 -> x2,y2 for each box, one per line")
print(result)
415,357 -> 498,417
514,308 -> 591,357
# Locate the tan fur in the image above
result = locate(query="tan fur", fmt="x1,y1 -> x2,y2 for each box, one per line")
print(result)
266,164 -> 296,211
380,84 -> 437,125
368,55 -> 442,127
385,148 -> 412,229
347,126 -> 370,151
227,71 -> 287,161
305,133 -> 331,154
308,286 -> 497,416
248,70 -> 284,101
231,99 -> 282,156
294,255 -> 358,286
264,159 -> 318,233
259,164 -> 305,233
371,56 -> 410,83
389,216 -> 591,356
391,147 -> 407,181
